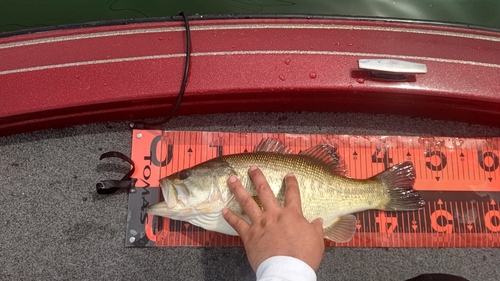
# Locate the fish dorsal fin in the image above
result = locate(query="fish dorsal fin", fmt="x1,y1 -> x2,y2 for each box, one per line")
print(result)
254,138 -> 294,154
299,144 -> 346,175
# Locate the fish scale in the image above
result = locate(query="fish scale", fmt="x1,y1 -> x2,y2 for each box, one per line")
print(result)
223,152 -> 386,222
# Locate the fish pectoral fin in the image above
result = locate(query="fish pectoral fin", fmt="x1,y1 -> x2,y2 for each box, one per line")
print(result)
323,215 -> 357,243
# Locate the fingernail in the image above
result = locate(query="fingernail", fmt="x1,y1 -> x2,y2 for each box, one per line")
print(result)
285,173 -> 294,178
249,166 -> 258,172
228,175 -> 238,183
222,208 -> 228,215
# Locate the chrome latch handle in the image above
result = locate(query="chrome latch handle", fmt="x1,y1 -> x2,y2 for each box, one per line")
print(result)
358,59 -> 427,80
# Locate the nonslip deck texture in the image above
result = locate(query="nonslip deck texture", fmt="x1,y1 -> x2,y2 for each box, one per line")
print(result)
1,112 -> 499,281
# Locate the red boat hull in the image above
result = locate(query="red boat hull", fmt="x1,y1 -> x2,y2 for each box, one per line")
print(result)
1,18 -> 500,136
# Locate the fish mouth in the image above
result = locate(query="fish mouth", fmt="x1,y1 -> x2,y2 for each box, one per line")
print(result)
145,201 -> 171,216
157,178 -> 179,208
145,178 -> 187,216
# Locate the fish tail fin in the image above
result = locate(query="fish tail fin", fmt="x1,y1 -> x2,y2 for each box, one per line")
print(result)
375,161 -> 425,211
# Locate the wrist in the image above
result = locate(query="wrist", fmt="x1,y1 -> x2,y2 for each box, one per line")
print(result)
256,256 -> 317,281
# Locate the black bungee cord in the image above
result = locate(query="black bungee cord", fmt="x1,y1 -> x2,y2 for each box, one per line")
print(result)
130,11 -> 191,129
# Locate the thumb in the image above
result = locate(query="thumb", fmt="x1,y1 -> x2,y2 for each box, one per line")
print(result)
311,218 -> 324,235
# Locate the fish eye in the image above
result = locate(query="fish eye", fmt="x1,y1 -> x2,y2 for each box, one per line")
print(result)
178,170 -> 190,180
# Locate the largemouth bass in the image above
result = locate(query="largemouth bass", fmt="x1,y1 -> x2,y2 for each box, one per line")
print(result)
147,138 -> 425,243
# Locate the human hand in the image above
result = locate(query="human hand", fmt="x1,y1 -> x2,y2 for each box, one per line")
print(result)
222,166 -> 325,272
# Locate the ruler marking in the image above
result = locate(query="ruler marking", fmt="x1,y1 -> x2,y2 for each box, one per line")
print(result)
367,210 -> 373,246
428,201 -> 434,246
481,202 -> 486,242
411,211 -> 416,247
362,210 -> 366,247
407,212 -> 411,247
423,140 -> 429,181
461,201 -> 466,247
448,201 -> 453,248
474,140 -> 479,181
485,202 -> 491,247
441,147 -> 447,181
466,147 -> 472,181
463,200 -> 468,247
451,144 -> 456,181
458,148 -> 462,181
178,131 -> 182,174
488,200 -> 494,245
471,201 -> 476,246
441,147 -> 446,182
462,148 -> 466,181
415,142 -> 422,182
475,200 -> 482,235
392,210 -> 396,247
463,143 -> 468,181
419,207 -> 424,247
407,211 -> 417,248
406,211 -> 411,247
460,201 -> 465,234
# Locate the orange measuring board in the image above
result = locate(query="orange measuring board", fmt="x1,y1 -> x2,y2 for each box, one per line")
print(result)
126,130 -> 500,248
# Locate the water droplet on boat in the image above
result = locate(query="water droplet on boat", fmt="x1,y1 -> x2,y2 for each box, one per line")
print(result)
75,75 -> 80,79
309,72 -> 317,79
168,37 -> 173,41
103,82 -> 108,86
356,78 -> 364,84
348,84 -> 353,89
285,59 -> 291,65
158,37 -> 165,41
279,74 -> 286,81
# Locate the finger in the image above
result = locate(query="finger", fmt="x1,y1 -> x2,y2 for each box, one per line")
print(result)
227,175 -> 261,222
222,208 -> 250,235
284,173 -> 303,214
248,166 -> 279,211
311,218 -> 324,235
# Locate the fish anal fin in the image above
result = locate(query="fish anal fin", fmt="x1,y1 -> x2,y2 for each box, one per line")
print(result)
299,144 -> 346,175
253,138 -> 294,154
323,215 -> 357,243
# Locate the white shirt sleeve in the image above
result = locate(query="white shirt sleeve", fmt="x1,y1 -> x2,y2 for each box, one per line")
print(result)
256,256 -> 317,281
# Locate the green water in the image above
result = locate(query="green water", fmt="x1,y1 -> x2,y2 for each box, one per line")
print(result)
1,0 -> 499,34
